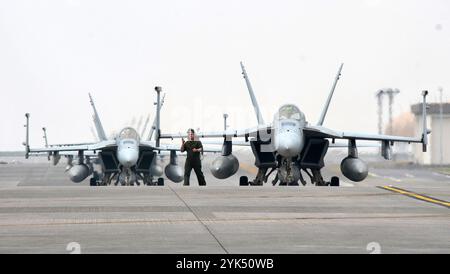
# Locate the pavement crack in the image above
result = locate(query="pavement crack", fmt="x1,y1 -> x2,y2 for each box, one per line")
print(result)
168,186 -> 229,254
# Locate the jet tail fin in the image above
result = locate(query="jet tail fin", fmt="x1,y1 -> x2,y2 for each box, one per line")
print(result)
88,93 -> 107,141
240,62 -> 265,125
317,63 -> 344,126
141,114 -> 151,138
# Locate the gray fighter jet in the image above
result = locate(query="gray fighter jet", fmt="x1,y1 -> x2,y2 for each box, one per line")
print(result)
161,63 -> 430,186
23,87 -> 205,186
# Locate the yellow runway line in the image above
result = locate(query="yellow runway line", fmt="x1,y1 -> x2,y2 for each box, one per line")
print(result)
379,186 -> 450,208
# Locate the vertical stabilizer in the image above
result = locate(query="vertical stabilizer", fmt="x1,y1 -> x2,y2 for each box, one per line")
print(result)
240,62 -> 265,125
317,63 -> 344,126
141,114 -> 151,138
88,93 -> 107,141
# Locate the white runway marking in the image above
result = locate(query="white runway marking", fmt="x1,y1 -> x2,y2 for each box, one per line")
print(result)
405,173 -> 415,178
340,180 -> 354,187
369,172 -> 402,183
432,172 -> 450,179
387,177 -> 402,183
369,172 -> 380,178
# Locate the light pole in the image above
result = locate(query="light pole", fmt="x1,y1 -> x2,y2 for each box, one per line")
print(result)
223,113 -> 228,130
438,86 -> 444,165
155,86 -> 162,148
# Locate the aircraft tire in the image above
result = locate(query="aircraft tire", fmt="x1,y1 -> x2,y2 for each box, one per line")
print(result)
239,176 -> 249,186
89,177 -> 98,186
330,176 -> 340,187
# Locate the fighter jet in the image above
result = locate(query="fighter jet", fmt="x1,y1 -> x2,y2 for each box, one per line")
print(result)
23,86 -> 204,186
160,63 -> 430,186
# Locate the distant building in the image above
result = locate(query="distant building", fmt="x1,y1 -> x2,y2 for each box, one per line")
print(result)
411,102 -> 450,165
388,112 -> 415,161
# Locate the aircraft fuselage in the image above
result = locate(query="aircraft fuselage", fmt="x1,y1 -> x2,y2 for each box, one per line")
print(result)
116,127 -> 140,168
273,104 -> 306,158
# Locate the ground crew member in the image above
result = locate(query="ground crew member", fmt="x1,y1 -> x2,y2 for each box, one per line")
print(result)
181,128 -> 206,186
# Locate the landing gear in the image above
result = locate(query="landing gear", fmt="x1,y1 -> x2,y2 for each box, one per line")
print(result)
89,170 -> 165,187
277,158 -> 301,186
250,168 -> 267,186
143,174 -> 164,186
239,176 -> 249,186
144,175 -> 155,186
330,176 -> 340,187
118,168 -> 137,186
303,168 -> 340,187
242,165 -> 340,187
89,177 -> 98,186
89,171 -> 101,186
243,167 -> 277,186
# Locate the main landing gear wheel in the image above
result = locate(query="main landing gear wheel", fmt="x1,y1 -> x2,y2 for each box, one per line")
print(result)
330,176 -> 340,187
239,176 -> 249,186
89,177 -> 98,186
157,178 -> 164,186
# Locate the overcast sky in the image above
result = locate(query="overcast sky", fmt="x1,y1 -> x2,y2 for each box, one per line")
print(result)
1,0 -> 449,150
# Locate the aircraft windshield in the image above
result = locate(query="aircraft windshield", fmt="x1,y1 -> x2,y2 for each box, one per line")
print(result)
278,105 -> 304,120
118,127 -> 140,141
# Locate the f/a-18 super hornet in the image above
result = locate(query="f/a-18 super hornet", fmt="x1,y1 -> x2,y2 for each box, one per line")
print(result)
161,63 -> 430,186
23,87 -> 210,186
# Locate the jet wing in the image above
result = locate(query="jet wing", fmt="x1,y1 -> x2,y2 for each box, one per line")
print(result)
160,125 -> 272,140
303,125 -> 422,143
140,141 -> 221,153
201,140 -> 252,146
328,141 -> 380,148
27,140 -> 116,154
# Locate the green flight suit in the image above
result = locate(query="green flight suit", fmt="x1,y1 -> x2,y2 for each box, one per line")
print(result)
182,140 -> 206,186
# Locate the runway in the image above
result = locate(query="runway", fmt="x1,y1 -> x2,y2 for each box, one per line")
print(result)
0,154 -> 449,254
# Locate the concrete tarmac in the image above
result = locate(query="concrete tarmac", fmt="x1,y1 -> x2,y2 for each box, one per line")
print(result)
0,154 -> 449,254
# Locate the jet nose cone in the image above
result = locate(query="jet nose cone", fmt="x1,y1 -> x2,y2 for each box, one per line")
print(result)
118,150 -> 138,168
277,133 -> 302,157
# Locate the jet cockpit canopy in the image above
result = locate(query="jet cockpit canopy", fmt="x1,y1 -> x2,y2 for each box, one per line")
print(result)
118,127 -> 140,142
277,104 -> 305,121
